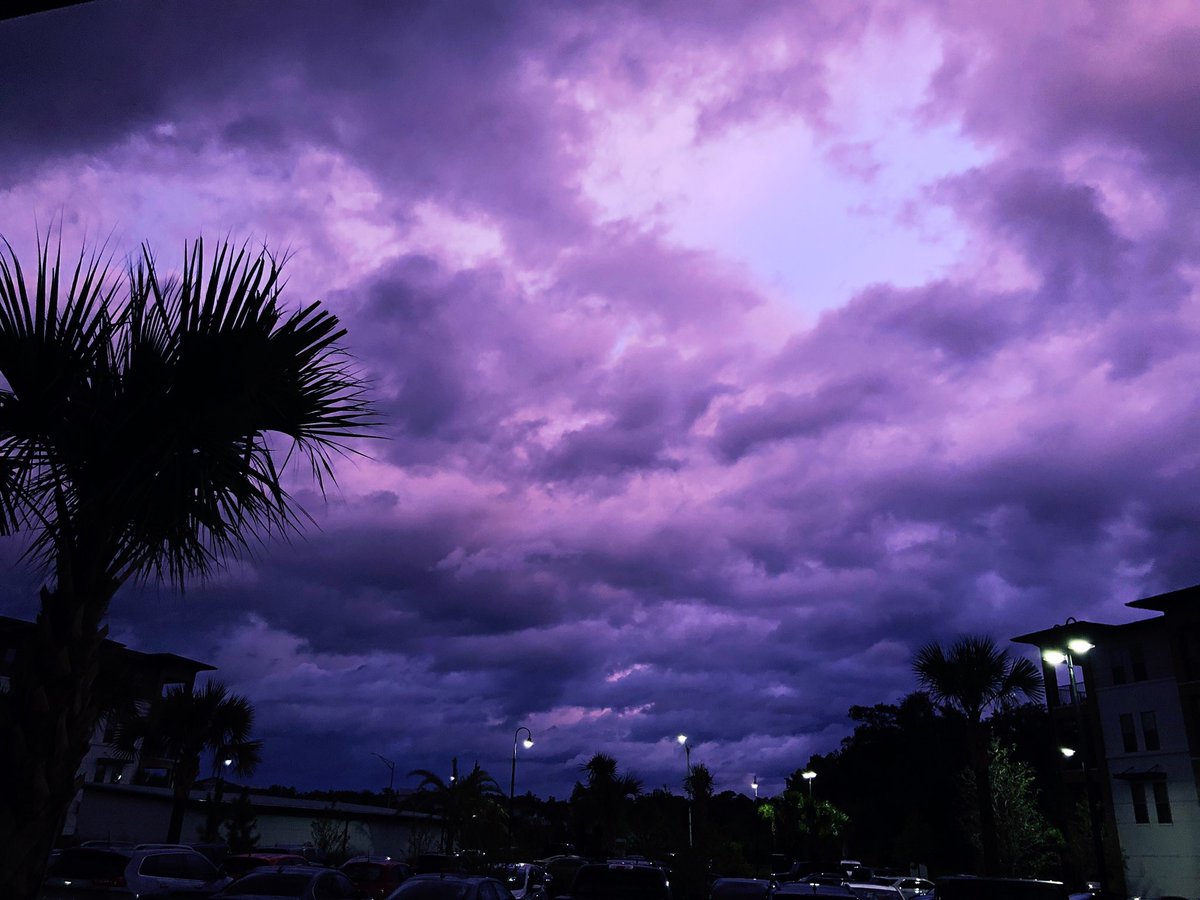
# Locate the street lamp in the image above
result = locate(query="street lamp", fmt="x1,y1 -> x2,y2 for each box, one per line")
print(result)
801,770 -> 817,858
372,752 -> 396,808
677,734 -> 693,849
1043,630 -> 1106,892
509,727 -> 534,856
801,769 -> 816,796
751,775 -> 759,800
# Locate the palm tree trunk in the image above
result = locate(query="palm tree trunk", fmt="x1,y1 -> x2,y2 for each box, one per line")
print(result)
167,756 -> 201,843
0,587 -> 108,900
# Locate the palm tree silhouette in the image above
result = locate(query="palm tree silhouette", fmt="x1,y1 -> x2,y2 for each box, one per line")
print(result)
110,680 -> 262,842
0,237 -> 373,899
409,759 -> 505,855
914,635 -> 1042,874
571,753 -> 641,857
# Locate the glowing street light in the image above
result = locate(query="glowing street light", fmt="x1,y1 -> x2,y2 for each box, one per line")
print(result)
677,734 -> 693,849
509,727 -> 534,856
751,775 -> 759,800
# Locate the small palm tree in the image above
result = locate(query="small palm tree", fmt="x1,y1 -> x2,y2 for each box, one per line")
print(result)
914,635 -> 1042,874
111,680 -> 262,843
0,236 -> 373,900
409,759 -> 504,854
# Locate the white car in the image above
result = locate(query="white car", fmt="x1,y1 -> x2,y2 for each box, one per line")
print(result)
887,879 -> 935,900
41,845 -> 230,897
493,863 -> 548,900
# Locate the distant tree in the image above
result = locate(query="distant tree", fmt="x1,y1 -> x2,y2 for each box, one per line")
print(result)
408,758 -> 504,854
914,636 -> 1042,874
570,753 -> 641,857
111,680 -> 262,843
222,789 -> 260,853
0,236 -> 373,900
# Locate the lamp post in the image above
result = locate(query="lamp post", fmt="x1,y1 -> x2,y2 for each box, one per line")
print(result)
677,734 -> 693,849
372,752 -> 396,808
801,770 -> 816,858
1043,632 -> 1107,893
509,727 -> 534,857
751,776 -> 760,876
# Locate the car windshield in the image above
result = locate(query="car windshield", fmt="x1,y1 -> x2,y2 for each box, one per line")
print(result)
221,872 -> 314,895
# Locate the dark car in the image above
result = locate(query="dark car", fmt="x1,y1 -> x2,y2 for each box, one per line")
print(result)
563,863 -> 672,900
710,878 -> 773,900
223,853 -> 311,879
216,864 -> 367,899
386,873 -> 516,900
933,877 -> 1069,900
342,856 -> 414,899
542,856 -> 588,899
775,885 -> 856,898
41,845 -> 229,898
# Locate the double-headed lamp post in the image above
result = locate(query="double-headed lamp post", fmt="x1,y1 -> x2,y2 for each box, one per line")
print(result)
677,734 -> 693,849
509,727 -> 534,856
372,752 -> 396,808
1042,635 -> 1106,893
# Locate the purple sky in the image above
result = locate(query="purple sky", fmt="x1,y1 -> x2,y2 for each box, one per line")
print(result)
3,1 -> 1200,800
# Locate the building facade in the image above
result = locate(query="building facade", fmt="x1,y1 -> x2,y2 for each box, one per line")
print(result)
1014,586 -> 1200,898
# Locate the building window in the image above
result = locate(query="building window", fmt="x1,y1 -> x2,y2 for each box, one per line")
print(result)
1130,644 -> 1148,681
1111,648 -> 1127,686
1141,711 -> 1160,751
1120,713 -> 1138,752
1130,782 -> 1149,824
1153,781 -> 1172,824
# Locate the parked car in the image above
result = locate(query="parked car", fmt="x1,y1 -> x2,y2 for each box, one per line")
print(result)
222,852 -> 311,879
709,877 -> 773,900
541,856 -> 588,899
342,856 -> 414,899
385,873 -> 516,900
932,877 -> 1069,900
216,864 -> 367,899
847,883 -> 905,900
560,862 -> 672,900
41,845 -> 230,898
884,879 -> 935,900
776,885 -> 856,898
491,863 -> 547,900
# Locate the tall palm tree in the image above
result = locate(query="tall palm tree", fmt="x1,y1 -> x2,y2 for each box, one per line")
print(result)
110,680 -> 262,842
570,753 -> 641,857
408,759 -> 505,854
0,236 -> 373,900
913,635 -> 1042,874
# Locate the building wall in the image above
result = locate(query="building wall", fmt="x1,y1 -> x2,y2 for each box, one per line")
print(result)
1090,625 -> 1200,897
72,783 -> 436,860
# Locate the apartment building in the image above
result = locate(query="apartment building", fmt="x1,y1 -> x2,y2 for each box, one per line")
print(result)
1014,585 -> 1200,898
